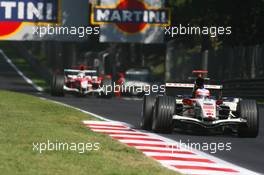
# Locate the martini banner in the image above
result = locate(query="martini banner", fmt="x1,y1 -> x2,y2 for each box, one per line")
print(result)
91,0 -> 170,44
0,0 -> 90,41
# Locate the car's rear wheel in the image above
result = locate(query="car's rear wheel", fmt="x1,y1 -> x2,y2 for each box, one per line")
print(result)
140,94 -> 156,130
152,96 -> 175,133
51,74 -> 64,97
237,100 -> 259,138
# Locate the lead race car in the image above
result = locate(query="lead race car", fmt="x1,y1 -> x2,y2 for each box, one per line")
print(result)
51,66 -> 113,97
141,70 -> 259,137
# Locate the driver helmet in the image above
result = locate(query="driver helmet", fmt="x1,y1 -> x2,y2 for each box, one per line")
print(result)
77,71 -> 85,78
195,88 -> 210,99
195,77 -> 205,89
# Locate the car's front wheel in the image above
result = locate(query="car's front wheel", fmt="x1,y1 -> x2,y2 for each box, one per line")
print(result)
140,94 -> 156,130
237,100 -> 259,138
152,96 -> 175,133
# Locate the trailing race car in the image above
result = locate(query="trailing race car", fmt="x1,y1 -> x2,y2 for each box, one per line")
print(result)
141,70 -> 259,138
51,66 -> 113,97
121,68 -> 153,97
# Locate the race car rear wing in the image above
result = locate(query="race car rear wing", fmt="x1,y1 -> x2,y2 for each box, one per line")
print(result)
165,83 -> 223,90
64,69 -> 97,73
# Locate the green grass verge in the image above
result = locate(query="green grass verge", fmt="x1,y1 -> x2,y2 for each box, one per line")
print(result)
258,100 -> 264,104
0,42 -> 48,90
0,90 -> 179,175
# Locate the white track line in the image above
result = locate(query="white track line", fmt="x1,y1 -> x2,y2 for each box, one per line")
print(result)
40,98 -> 115,122
0,49 -> 43,92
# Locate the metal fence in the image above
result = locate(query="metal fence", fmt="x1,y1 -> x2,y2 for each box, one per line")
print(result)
208,45 -> 264,80
166,43 -> 264,99
210,45 -> 264,99
166,43 -> 264,81
223,78 -> 264,99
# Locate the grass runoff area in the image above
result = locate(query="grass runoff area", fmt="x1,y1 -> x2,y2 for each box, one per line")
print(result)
0,90 -> 178,175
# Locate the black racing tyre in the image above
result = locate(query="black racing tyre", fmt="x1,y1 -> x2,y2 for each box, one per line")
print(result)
152,96 -> 175,133
140,94 -> 156,130
237,100 -> 259,138
101,79 -> 114,98
51,74 -> 64,97
50,74 -> 56,95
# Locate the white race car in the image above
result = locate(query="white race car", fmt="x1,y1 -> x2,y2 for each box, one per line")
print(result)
141,70 -> 259,137
51,66 -> 113,97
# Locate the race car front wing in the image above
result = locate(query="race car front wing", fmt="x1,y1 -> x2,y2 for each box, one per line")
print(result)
172,115 -> 247,128
63,85 -> 104,95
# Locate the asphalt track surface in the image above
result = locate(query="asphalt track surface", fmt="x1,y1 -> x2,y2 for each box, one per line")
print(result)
0,53 -> 263,174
